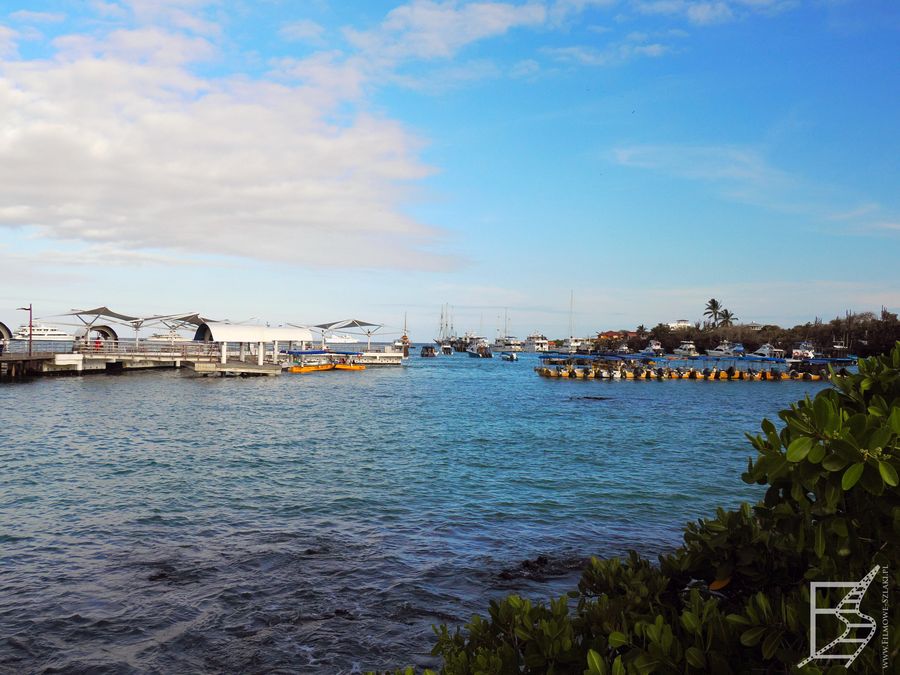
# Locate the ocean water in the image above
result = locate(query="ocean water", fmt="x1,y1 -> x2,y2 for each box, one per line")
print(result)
0,353 -> 827,673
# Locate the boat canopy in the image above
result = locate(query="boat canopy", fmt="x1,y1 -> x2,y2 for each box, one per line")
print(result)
193,323 -> 313,343
0,321 -> 10,340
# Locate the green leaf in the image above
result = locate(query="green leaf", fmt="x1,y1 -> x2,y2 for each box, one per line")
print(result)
808,443 -> 826,464
685,646 -> 706,669
814,522 -> 825,558
681,611 -> 700,634
611,656 -> 625,675
822,453 -> 848,472
878,460 -> 899,487
608,631 -> 629,648
890,407 -> 900,435
586,648 -> 604,674
740,626 -> 767,647
787,436 -> 814,462
761,629 -> 782,660
725,613 -> 751,626
842,462 -> 865,490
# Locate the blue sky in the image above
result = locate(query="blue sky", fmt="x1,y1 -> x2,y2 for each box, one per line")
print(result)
0,0 -> 897,340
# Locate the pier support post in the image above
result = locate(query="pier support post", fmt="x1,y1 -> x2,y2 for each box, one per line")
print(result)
257,342 -> 264,366
273,340 -> 279,365
220,342 -> 227,364
240,343 -> 246,362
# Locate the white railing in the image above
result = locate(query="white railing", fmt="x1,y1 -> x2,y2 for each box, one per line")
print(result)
74,340 -> 220,358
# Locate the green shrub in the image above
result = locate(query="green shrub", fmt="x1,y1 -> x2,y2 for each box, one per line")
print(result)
389,343 -> 900,674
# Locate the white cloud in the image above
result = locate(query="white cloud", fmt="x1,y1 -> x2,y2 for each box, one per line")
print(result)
0,24 -> 18,57
0,27 -> 457,271
279,19 -> 326,43
344,0 -> 547,61
686,2 -> 733,24
543,32 -> 669,66
8,10 -> 66,24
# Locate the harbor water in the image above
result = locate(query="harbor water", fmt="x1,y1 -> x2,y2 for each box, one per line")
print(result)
0,353 -> 828,673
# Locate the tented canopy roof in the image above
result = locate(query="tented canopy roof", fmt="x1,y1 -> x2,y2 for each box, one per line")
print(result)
194,323 -> 313,343
313,319 -> 382,331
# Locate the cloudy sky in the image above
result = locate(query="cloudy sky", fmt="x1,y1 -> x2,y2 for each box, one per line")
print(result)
1,0 -> 897,339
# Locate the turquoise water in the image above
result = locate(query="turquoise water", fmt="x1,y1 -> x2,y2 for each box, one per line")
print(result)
0,353 -> 827,672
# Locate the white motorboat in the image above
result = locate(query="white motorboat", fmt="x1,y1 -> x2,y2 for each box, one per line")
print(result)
11,324 -> 74,341
466,340 -> 493,358
639,339 -> 665,357
750,343 -> 785,359
673,340 -> 699,357
791,341 -> 817,359
500,351 -> 518,361
707,340 -> 746,358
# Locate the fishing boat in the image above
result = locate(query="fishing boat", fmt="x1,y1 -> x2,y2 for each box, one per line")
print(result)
639,339 -> 664,357
749,343 -> 785,359
420,345 -> 437,357
706,340 -> 745,358
467,340 -> 493,358
12,324 -> 74,341
500,351 -> 518,361
673,340 -> 699,357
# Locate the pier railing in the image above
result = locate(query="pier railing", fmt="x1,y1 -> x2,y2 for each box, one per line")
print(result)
74,340 -> 220,359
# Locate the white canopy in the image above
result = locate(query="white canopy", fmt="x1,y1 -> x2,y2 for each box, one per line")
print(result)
193,323 -> 312,343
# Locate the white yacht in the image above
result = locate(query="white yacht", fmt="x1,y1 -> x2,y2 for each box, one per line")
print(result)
11,324 -> 74,341
640,339 -> 665,357
523,332 -> 550,353
673,340 -> 699,357
707,340 -> 746,358
750,343 -> 785,359
561,336 -> 584,354
492,335 -> 523,352
324,332 -> 358,345
466,339 -> 493,358
147,329 -> 190,342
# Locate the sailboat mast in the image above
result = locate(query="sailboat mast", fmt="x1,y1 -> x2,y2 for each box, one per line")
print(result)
569,290 -> 575,339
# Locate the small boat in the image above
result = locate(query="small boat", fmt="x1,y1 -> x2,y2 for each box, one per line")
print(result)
706,340 -> 745,358
467,340 -> 493,358
334,363 -> 365,371
673,340 -> 699,357
500,351 -> 518,361
440,342 -> 453,355
420,345 -> 437,357
639,339 -> 664,357
791,341 -> 816,359
147,329 -> 190,342
289,363 -> 335,373
749,343 -> 785,359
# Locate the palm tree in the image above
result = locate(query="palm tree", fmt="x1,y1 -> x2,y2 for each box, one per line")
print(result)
719,309 -> 738,327
635,324 -> 647,339
704,298 -> 722,327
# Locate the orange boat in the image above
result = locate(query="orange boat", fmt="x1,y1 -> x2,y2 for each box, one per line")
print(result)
334,363 -> 365,371
289,363 -> 335,374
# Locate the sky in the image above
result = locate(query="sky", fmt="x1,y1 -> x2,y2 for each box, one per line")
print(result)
0,0 -> 898,341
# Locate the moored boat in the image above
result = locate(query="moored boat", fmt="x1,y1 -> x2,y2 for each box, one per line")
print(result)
12,324 -> 74,341
673,340 -> 699,357
706,340 -> 745,358
749,343 -> 785,359
420,345 -> 437,357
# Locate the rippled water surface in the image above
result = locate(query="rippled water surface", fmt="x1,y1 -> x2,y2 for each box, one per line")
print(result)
0,354 -> 827,673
